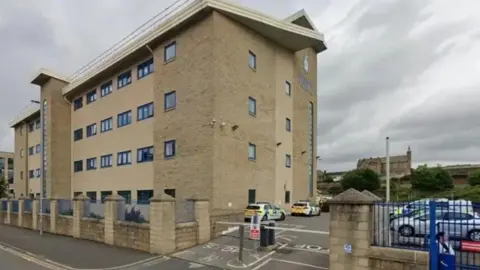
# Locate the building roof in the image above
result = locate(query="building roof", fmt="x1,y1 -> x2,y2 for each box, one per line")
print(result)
0,151 -> 14,157
30,68 -> 70,86
9,103 -> 41,128
61,0 -> 326,96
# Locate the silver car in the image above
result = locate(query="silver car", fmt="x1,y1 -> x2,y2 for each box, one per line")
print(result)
391,210 -> 480,241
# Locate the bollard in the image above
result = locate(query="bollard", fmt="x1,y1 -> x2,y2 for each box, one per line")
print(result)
260,224 -> 269,247
268,221 -> 276,246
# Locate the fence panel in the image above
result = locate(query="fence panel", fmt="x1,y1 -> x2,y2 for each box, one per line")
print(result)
11,200 -> 19,213
176,200 -> 195,223
119,200 -> 150,223
24,199 -> 33,212
1,200 -> 7,211
58,199 -> 73,216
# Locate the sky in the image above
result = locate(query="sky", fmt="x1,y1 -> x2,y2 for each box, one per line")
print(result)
0,0 -> 479,172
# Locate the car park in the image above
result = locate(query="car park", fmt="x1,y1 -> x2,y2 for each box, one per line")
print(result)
291,201 -> 321,217
244,203 -> 286,222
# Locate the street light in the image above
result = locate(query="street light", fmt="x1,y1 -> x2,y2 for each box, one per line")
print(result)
30,99 -> 44,235
386,137 -> 390,202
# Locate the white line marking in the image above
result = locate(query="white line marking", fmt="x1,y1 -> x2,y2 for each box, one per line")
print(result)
222,226 -> 240,235
252,258 -> 272,270
272,259 -> 328,269
280,247 -> 329,254
265,226 -> 329,235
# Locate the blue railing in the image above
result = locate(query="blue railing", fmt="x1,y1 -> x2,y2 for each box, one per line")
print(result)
1,200 -> 7,211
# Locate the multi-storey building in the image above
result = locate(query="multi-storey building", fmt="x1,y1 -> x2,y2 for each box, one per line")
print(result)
357,146 -> 412,180
10,0 -> 326,210
0,151 -> 15,196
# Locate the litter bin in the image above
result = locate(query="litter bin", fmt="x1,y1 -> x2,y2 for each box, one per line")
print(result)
268,222 -> 276,246
260,225 -> 269,247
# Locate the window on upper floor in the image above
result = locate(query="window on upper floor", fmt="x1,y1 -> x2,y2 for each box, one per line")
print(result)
164,140 -> 176,159
117,70 -> 132,89
248,143 -> 256,161
117,110 -> 132,128
164,91 -> 176,111
20,126 -> 23,136
137,190 -> 153,205
35,168 -> 40,178
137,102 -> 154,121
73,97 -> 83,111
86,157 -> 97,170
285,81 -> 291,96
35,119 -> 40,129
20,149 -> 24,158
29,170 -> 34,179
28,147 -> 34,156
101,191 -> 112,203
117,190 -> 132,204
164,41 -> 176,63
137,58 -> 154,79
100,81 -> 113,97
137,146 -> 154,163
100,117 -> 113,133
86,191 -> 97,203
73,160 -> 83,172
20,171 -> 23,180
100,154 -> 113,168
248,97 -> 256,116
35,144 -> 41,153
86,123 -> 97,137
117,151 -> 132,166
28,122 -> 34,132
73,128 -> 83,141
285,154 -> 291,168
286,118 -> 291,132
86,89 -> 97,104
248,50 -> 256,70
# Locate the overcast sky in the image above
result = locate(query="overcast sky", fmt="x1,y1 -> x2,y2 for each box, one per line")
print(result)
0,0 -> 479,172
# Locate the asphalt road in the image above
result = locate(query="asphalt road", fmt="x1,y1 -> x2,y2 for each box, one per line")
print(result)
0,248 -> 50,270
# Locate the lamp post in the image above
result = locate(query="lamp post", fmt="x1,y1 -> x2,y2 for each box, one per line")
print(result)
385,137 -> 390,202
30,100 -> 44,235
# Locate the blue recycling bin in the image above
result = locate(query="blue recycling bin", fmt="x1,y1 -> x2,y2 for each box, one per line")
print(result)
439,254 -> 455,270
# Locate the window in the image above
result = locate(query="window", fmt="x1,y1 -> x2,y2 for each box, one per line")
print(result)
164,41 -> 176,62
285,81 -> 291,96
20,149 -> 24,157
100,154 -> 113,168
285,191 -> 291,203
73,128 -> 83,141
73,160 -> 83,172
29,170 -> 34,179
117,70 -> 132,89
164,140 -> 176,158
248,51 -> 256,69
86,123 -> 97,137
137,190 -> 153,205
100,117 -> 113,133
74,192 -> 83,197
117,151 -> 132,166
117,110 -> 132,128
248,97 -> 256,116
20,126 -> 23,136
137,102 -> 154,121
101,191 -> 112,203
35,119 -> 40,129
86,89 -> 97,104
117,190 -> 132,204
100,81 -> 113,97
34,169 -> 40,178
137,146 -> 154,163
137,58 -> 154,79
20,171 -> 23,180
286,118 -> 291,132
164,91 -> 176,111
28,122 -> 34,132
36,144 -> 41,153
86,191 -> 97,203
164,189 -> 176,198
248,189 -> 256,204
86,158 -> 97,170
28,147 -> 34,156
444,212 -> 473,220
248,143 -> 256,161
286,154 -> 291,168
73,97 -> 83,111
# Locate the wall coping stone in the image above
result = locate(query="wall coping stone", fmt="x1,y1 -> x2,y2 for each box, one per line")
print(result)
115,220 -> 150,229
329,188 -> 375,205
18,196 -> 31,200
362,190 -> 382,201
103,194 -> 126,202
150,193 -> 175,202
73,194 -> 90,201
58,215 -> 73,219
368,246 -> 429,264
82,217 -> 105,223
176,221 -> 197,228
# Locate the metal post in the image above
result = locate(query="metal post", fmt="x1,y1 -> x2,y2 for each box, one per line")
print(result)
238,224 -> 244,262
39,100 -> 45,236
385,137 -> 390,202
429,201 -> 438,270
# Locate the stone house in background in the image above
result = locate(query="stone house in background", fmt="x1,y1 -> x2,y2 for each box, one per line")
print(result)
357,146 -> 412,180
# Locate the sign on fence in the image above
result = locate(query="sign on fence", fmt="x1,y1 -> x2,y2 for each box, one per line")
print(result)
250,213 -> 260,240
461,241 -> 480,253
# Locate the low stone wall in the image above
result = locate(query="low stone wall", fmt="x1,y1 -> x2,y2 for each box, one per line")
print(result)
368,246 -> 428,270
10,213 -> 18,226
40,214 -> 51,233
81,218 -> 105,243
176,222 -> 198,251
23,212 -> 33,229
210,210 -> 243,238
56,216 -> 73,236
114,221 -> 150,252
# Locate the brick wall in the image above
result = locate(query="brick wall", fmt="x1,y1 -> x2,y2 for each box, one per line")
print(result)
23,212 -> 33,229
56,216 -> 73,236
176,222 -> 198,251
210,210 -> 243,238
114,221 -> 150,252
80,218 -> 105,243
369,246 -> 428,270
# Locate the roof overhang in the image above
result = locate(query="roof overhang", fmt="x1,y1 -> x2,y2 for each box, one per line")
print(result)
31,68 -> 70,86
62,0 -> 326,96
9,103 -> 41,128
284,9 -> 319,33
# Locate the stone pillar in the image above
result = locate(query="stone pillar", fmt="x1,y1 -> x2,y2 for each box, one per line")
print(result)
0,199 -> 5,224
32,199 -> 39,230
50,199 -> 58,233
73,194 -> 89,238
149,194 -> 176,254
6,199 -> 12,225
104,194 -> 125,245
18,197 -> 27,227
328,188 -> 375,270
194,199 -> 210,244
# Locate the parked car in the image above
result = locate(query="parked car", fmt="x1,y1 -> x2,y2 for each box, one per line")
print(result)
391,210 -> 480,241
244,203 -> 286,222
291,201 -> 320,217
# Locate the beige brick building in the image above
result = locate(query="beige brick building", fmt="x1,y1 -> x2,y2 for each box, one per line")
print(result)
0,151 -> 14,196
357,146 -> 412,180
9,0 -> 326,210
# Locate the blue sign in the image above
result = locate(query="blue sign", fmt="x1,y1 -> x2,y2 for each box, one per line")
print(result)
344,244 -> 352,254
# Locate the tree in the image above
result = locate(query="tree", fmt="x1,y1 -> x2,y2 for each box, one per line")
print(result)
468,171 -> 480,186
340,168 -> 381,192
327,185 -> 343,195
324,176 -> 334,183
411,165 -> 453,191
0,175 -> 8,198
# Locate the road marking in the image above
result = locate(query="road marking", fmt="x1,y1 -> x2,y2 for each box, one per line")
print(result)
272,259 -> 328,269
251,258 -> 272,270
280,247 -> 329,254
265,226 -> 329,235
189,262 -> 204,268
141,257 -> 170,267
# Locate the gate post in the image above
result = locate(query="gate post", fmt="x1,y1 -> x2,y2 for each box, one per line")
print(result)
429,200 -> 438,270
